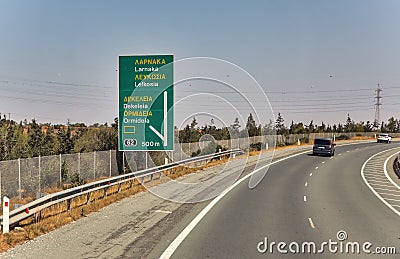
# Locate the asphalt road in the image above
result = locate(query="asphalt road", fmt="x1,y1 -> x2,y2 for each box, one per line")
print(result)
3,142 -> 400,259
155,142 -> 400,258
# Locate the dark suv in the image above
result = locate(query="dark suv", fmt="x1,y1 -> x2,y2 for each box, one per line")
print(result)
312,138 -> 336,157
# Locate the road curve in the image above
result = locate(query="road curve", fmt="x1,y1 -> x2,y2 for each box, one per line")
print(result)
154,142 -> 400,258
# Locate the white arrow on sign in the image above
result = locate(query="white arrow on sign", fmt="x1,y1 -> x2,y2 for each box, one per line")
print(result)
149,91 -> 168,146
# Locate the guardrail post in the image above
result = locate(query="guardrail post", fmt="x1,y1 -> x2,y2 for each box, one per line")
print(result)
118,183 -> 121,193
86,192 -> 91,204
2,196 -> 9,233
35,211 -> 42,223
67,199 -> 71,211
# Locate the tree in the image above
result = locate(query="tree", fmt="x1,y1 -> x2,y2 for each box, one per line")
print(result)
364,121 -> 373,132
27,119 -> 44,157
275,113 -> 286,135
246,113 -> 258,137
308,120 -> 314,133
262,119 -> 274,135
190,117 -> 198,129
293,122 -> 306,134
386,117 -> 398,133
344,114 -> 354,132
57,126 -> 73,154
230,117 -> 241,138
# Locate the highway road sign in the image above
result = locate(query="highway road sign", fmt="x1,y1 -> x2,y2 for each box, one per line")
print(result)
119,54 -> 174,151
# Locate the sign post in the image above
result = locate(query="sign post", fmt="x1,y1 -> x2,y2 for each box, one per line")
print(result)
3,196 -> 9,233
119,55 -> 174,151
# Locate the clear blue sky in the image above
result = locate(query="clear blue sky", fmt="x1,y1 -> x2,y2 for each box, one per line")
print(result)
0,0 -> 399,127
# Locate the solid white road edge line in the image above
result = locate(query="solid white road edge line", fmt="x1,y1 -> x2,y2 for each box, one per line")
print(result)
159,149 -> 311,259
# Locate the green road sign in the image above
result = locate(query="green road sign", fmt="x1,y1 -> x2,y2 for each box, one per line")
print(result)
119,55 -> 174,151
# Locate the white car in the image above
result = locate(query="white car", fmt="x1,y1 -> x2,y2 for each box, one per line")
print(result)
377,133 -> 392,143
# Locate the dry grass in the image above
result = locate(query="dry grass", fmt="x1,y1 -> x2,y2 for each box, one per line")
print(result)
0,183 -> 146,253
0,155 -> 234,253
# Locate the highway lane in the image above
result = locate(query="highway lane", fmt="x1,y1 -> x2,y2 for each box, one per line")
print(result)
158,142 -> 400,258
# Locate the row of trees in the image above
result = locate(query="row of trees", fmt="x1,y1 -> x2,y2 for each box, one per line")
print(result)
179,113 -> 400,142
1,112 -> 399,160
0,114 -> 118,161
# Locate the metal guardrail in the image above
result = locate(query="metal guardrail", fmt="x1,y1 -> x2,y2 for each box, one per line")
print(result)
0,149 -> 241,231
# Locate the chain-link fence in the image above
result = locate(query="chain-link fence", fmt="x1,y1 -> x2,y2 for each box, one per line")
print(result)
0,132 -> 389,200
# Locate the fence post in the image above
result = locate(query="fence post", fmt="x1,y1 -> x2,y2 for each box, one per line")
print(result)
2,196 -> 10,233
18,158 -> 21,199
109,150 -> 112,177
145,151 -> 148,169
38,155 -> 41,195
93,151 -> 96,180
59,154 -> 62,185
122,151 -> 125,174
78,152 -> 81,177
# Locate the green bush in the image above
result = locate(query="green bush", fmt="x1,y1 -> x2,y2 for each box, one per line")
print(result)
337,135 -> 350,140
249,142 -> 262,151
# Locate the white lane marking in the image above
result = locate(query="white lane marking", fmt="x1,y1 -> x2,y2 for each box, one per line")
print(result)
315,167 -> 318,170
367,182 -> 398,188
365,178 -> 390,185
346,150 -> 350,153
322,161 -> 325,164
304,196 -> 307,202
159,149 -> 311,259
308,217 -> 315,229
378,192 -> 400,198
155,210 -> 172,214
383,198 -> 400,202
305,182 -> 308,187
364,175 -> 390,180
338,154 -> 342,156
373,187 -> 400,194
361,148 -> 400,217
309,173 -> 313,177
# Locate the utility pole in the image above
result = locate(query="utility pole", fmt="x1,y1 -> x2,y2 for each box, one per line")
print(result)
374,84 -> 382,128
